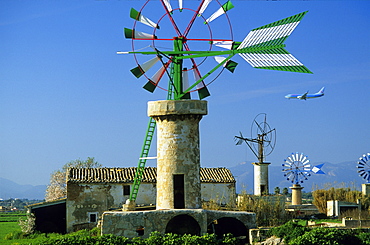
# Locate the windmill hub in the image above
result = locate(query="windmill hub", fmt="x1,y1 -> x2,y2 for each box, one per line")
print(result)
174,36 -> 187,42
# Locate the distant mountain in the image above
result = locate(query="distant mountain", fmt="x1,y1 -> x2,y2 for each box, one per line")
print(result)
0,178 -> 46,200
230,161 -> 364,194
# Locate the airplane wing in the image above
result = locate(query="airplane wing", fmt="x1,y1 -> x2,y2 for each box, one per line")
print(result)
298,91 -> 308,100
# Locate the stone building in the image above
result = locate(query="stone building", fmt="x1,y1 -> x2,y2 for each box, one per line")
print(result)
29,166 -> 236,233
101,100 -> 256,243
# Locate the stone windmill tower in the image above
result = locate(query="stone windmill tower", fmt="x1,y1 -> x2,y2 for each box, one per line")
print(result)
148,100 -> 207,209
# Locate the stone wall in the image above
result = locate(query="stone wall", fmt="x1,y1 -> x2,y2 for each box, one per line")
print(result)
102,209 -> 256,239
66,183 -> 123,232
201,183 -> 236,206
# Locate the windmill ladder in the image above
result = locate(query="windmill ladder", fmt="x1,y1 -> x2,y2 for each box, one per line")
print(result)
129,64 -> 175,202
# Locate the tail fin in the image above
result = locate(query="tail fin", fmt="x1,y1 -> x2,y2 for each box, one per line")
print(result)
318,87 -> 325,94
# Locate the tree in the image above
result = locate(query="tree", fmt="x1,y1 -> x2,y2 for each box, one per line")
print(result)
282,188 -> 289,196
19,213 -> 36,235
274,187 -> 280,195
312,185 -> 362,214
45,157 -> 102,201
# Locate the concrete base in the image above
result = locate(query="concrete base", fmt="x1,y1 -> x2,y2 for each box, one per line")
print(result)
122,199 -> 136,211
362,184 -> 370,196
102,209 -> 256,241
290,184 -> 304,205
252,162 -> 270,196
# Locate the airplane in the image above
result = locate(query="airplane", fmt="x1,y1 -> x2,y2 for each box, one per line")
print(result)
285,87 -> 325,100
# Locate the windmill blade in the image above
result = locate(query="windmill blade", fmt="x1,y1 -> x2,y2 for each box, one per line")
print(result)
131,56 -> 161,78
302,159 -> 310,166
262,114 -> 267,133
364,154 -> 370,162
205,0 -> 234,24
182,68 -> 190,92
213,41 -> 241,50
213,41 -> 233,50
198,0 -> 212,16
143,61 -> 171,93
234,131 -> 245,145
124,28 -> 157,39
286,156 -> 294,165
162,0 -> 173,13
365,175 -> 370,183
130,8 -> 159,29
178,0 -> 183,11
292,152 -> 298,162
361,153 -> 370,162
192,68 -> 210,99
255,120 -> 265,134
214,56 -> 238,73
298,153 -> 304,162
237,11 -> 312,74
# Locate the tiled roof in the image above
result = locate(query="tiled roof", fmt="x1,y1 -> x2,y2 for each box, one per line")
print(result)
67,167 -> 235,184
200,167 -> 235,183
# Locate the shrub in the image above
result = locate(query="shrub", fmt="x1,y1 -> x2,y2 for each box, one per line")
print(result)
37,231 -> 238,245
289,227 -> 362,245
4,231 -> 25,240
357,232 -> 370,245
18,213 -> 36,235
267,221 -> 310,243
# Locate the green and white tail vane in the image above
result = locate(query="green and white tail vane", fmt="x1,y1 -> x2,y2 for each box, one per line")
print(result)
237,11 -> 312,73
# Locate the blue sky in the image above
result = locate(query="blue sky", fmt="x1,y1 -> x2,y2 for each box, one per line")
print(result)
1,0 -> 369,187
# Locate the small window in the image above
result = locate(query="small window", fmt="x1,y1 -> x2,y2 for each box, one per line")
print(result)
136,226 -> 144,236
88,212 -> 98,223
123,185 -> 130,196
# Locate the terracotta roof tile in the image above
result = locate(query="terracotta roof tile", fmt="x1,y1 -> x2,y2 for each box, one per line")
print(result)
67,167 -> 235,183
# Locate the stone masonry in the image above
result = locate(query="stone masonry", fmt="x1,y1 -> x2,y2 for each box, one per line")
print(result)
148,100 -> 207,209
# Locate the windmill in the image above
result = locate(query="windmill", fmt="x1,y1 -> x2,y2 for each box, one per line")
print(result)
119,0 -> 311,203
357,153 -> 370,196
235,113 -> 276,195
357,153 -> 370,183
282,152 -> 324,205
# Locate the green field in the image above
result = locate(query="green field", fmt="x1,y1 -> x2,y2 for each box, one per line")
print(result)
0,212 -> 32,245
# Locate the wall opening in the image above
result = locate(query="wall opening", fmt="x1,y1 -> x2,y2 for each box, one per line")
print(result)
165,214 -> 200,235
123,185 -> 130,196
88,212 -> 98,223
31,201 -> 66,234
174,174 -> 185,209
136,226 -> 144,236
260,185 -> 267,195
208,217 -> 249,244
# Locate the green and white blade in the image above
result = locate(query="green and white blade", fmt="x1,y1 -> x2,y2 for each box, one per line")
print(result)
205,0 -> 234,24
131,56 -> 160,78
124,28 -> 156,39
130,8 -> 159,29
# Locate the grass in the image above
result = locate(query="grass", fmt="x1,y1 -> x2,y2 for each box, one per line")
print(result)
296,219 -> 342,227
0,212 -> 32,245
0,213 -> 27,222
315,219 -> 342,224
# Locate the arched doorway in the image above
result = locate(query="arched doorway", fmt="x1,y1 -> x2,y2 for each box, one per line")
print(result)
208,217 -> 249,243
165,214 -> 201,235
